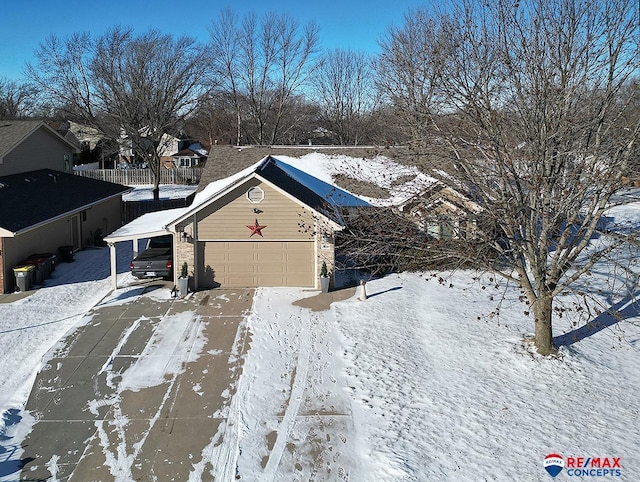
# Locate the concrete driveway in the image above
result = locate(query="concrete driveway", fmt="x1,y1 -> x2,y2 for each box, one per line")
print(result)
17,286 -> 253,481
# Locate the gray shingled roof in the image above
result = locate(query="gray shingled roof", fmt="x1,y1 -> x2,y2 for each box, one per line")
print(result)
257,156 -> 370,213
0,120 -> 45,158
0,169 -> 130,234
200,145 -> 412,198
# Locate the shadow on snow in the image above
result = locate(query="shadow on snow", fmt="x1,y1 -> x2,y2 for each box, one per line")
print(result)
0,409 -> 34,479
554,291 -> 640,347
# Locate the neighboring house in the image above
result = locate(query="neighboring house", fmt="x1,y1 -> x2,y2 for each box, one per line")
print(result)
398,182 -> 485,240
67,121 -> 105,151
54,121 -> 120,168
0,120 -> 78,176
117,131 -> 208,169
105,155 -> 370,290
157,133 -> 196,159
48,120 -> 82,153
165,147 -> 207,169
0,169 -> 130,293
159,133 -> 208,168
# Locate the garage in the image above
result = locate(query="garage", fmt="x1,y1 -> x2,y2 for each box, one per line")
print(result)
199,240 -> 314,288
167,156 -> 370,291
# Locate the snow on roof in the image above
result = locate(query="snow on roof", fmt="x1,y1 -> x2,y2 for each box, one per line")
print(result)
169,156 -> 371,228
266,157 -> 369,208
188,142 -> 208,156
272,152 -> 437,206
104,207 -> 188,242
107,154 -> 393,241
190,158 -> 266,209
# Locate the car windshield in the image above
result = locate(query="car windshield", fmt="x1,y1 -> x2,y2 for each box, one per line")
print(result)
148,235 -> 172,249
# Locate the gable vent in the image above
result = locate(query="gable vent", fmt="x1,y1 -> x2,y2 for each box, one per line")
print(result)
247,186 -> 264,203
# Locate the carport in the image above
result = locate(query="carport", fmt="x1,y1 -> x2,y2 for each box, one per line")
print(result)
103,208 -> 185,290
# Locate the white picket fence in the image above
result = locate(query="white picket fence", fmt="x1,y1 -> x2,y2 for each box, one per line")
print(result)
73,167 -> 203,186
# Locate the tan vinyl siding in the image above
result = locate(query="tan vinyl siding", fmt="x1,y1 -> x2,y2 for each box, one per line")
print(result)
196,179 -> 316,241
199,240 -> 314,288
0,196 -> 122,292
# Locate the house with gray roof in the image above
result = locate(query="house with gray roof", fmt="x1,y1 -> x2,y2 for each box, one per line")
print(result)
0,120 -> 78,176
0,121 -> 130,293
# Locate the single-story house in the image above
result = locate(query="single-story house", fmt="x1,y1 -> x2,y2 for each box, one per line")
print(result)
0,120 -> 78,176
163,147 -> 207,169
0,169 -> 130,293
398,181 -> 484,240
104,155 -> 370,290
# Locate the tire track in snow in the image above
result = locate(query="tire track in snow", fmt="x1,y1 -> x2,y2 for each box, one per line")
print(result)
263,313 -> 312,480
190,308 -> 251,481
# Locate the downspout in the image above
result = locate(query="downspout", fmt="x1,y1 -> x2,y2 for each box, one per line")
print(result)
0,237 -> 5,294
314,218 -> 319,289
192,214 -> 198,290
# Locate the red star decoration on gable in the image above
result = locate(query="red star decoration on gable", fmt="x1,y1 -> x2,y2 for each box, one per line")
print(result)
246,218 -> 267,237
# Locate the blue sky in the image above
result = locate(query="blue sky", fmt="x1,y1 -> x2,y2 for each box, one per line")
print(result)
0,0 -> 427,81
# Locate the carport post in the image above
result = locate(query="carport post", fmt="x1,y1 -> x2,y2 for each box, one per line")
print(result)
108,242 -> 118,290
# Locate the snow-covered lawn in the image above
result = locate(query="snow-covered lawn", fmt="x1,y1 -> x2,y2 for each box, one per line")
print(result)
233,272 -> 640,481
334,273 -> 640,480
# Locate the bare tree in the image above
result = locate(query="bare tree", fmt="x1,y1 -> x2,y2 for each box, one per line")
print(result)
374,0 -> 639,354
311,49 -> 377,145
376,7 -> 449,142
208,9 -> 319,145
26,27 -> 206,199
187,91 -> 238,147
0,77 -> 39,119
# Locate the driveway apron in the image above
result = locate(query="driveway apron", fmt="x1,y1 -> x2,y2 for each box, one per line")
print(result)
18,288 -> 253,481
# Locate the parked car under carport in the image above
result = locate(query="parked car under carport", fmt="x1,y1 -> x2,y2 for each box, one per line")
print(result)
129,235 -> 173,279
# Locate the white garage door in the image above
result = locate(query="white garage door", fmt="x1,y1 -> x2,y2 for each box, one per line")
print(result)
200,241 -> 315,288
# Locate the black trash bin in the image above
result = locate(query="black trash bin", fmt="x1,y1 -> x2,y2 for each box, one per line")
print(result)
26,255 -> 50,280
42,253 -> 57,273
30,253 -> 56,278
13,265 -> 35,292
23,257 -> 42,284
58,245 -> 74,263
